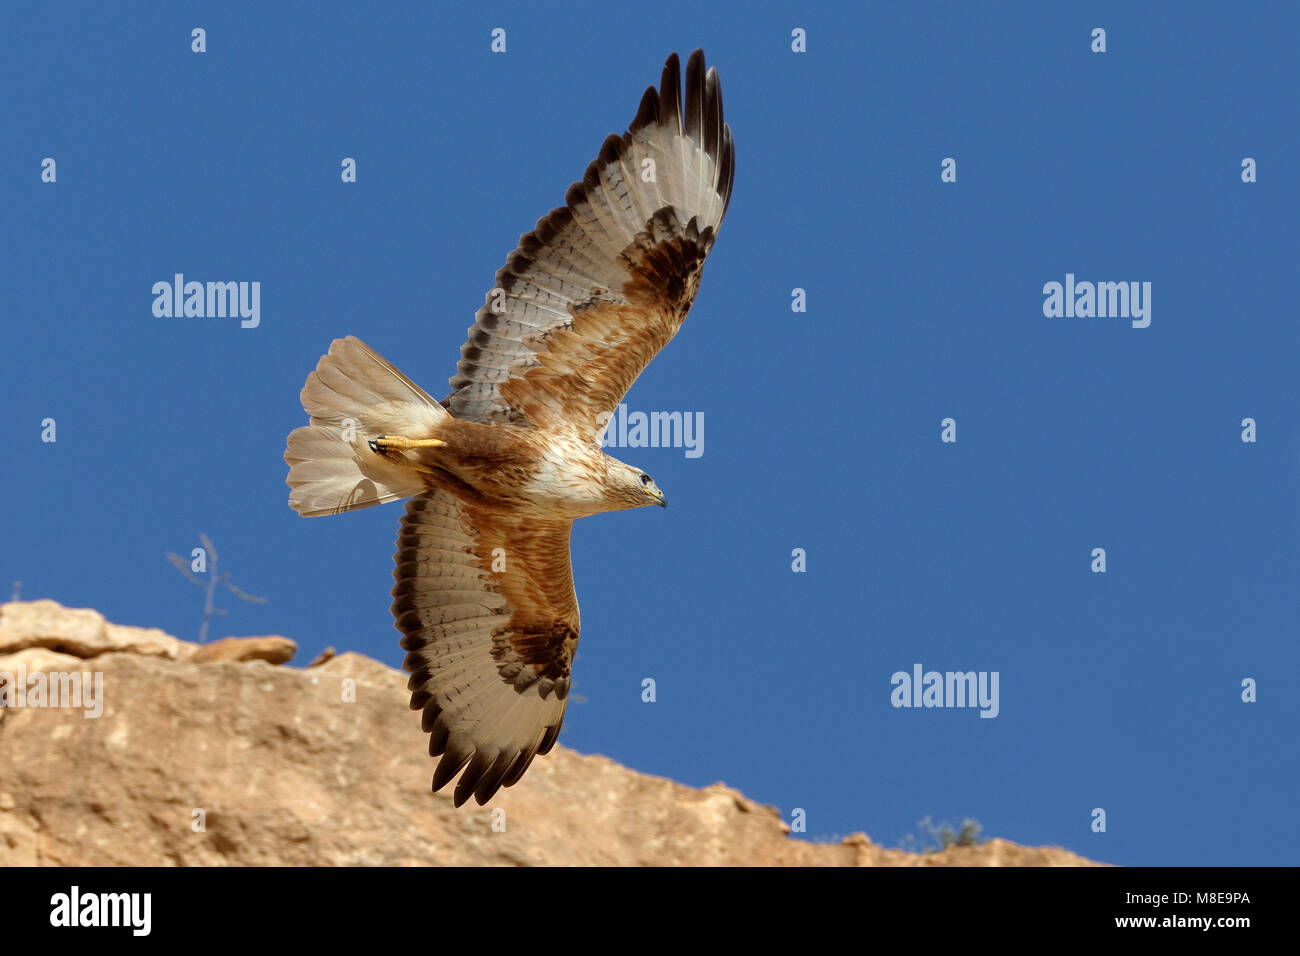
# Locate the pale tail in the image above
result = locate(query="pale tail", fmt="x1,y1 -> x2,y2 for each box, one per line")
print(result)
285,336 -> 448,517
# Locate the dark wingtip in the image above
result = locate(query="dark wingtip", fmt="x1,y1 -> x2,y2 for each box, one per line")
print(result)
631,84 -> 659,132
701,66 -> 721,161
472,752 -> 514,805
718,122 -> 735,221
538,720 -> 562,755
501,748 -> 537,788
454,751 -> 495,807
653,50 -> 734,225
683,49 -> 705,144
597,132 -> 623,166
432,746 -> 472,793
658,52 -> 682,134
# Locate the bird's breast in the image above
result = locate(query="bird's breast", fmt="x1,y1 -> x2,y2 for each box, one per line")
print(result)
421,421 -> 606,519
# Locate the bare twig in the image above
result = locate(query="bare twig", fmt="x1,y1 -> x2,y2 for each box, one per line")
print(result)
167,535 -> 266,643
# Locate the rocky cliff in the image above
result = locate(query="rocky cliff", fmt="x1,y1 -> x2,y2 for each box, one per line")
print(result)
0,600 -> 1099,866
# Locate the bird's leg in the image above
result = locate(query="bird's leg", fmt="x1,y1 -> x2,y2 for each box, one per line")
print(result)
368,435 -> 446,456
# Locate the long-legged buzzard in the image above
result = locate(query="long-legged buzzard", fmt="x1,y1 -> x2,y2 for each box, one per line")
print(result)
285,50 -> 734,806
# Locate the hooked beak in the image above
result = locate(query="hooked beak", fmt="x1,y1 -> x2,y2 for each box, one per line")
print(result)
644,487 -> 667,508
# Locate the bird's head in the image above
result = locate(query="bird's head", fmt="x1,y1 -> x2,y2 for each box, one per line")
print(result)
605,459 -> 667,510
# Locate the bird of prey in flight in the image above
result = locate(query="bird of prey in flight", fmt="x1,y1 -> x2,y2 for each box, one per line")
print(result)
285,50 -> 734,806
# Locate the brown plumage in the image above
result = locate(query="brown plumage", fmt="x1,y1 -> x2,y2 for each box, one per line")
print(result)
284,50 -> 734,806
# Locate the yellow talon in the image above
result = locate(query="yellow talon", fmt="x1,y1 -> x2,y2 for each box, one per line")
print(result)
368,436 -> 446,454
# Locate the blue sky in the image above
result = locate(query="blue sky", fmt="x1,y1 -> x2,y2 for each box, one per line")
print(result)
3,2 -> 1296,865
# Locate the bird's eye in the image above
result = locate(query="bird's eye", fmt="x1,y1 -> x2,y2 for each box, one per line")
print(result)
640,473 -> 652,485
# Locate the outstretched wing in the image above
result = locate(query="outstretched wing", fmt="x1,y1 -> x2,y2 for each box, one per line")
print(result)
446,49 -> 735,438
392,490 -> 579,806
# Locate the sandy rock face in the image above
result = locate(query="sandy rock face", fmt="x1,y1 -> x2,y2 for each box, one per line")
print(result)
0,600 -> 193,661
0,601 -> 1101,867
190,636 -> 296,665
